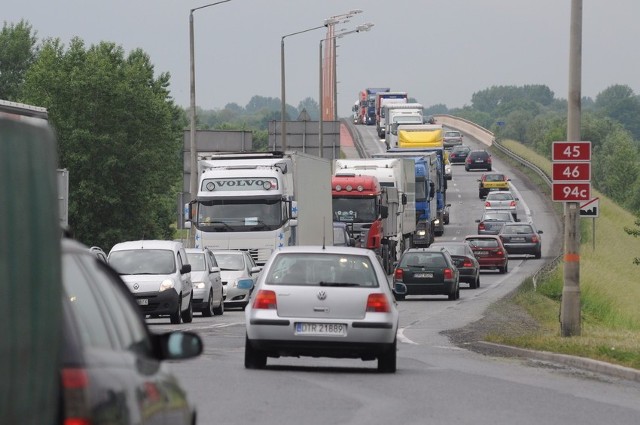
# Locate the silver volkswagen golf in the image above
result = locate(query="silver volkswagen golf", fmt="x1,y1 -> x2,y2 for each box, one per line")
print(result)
244,246 -> 405,373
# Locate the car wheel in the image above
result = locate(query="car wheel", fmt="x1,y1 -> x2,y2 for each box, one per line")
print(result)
499,262 -> 508,274
181,294 -> 193,323
244,335 -> 267,369
213,289 -> 224,316
465,166 -> 470,171
202,289 -> 214,317
470,275 -> 478,289
395,293 -> 405,301
476,274 -> 480,288
535,250 -> 542,259
170,295 -> 182,324
377,339 -> 397,373
487,166 -> 492,171
448,284 -> 457,300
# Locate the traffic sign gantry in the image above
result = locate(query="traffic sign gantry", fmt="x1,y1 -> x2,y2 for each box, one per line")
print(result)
552,141 -> 591,161
552,162 -> 591,181
552,182 -> 591,202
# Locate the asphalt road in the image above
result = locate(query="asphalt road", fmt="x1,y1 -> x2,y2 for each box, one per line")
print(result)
152,126 -> 640,425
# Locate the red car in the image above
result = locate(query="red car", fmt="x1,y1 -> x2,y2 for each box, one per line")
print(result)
464,234 -> 509,274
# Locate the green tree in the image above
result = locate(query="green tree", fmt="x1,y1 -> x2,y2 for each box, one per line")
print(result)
594,85 -> 640,140
297,96 -> 319,121
0,20 -> 38,100
22,37 -> 183,251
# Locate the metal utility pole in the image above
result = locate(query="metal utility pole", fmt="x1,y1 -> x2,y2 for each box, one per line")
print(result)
189,0 -> 232,248
561,0 -> 583,337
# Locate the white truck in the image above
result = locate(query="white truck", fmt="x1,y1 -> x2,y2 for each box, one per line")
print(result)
0,100 -> 69,228
334,158 -> 416,262
190,151 -> 333,266
383,102 -> 424,149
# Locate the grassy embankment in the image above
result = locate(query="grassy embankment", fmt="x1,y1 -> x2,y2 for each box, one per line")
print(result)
487,139 -> 640,370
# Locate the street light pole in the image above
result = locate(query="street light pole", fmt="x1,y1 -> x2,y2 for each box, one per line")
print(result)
280,10 -> 363,152
318,23 -> 373,158
189,0 -> 232,248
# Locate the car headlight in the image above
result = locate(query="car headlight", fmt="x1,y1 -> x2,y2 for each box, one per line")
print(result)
417,230 -> 426,236
193,281 -> 205,289
159,279 -> 175,292
434,219 -> 441,225
235,278 -> 254,290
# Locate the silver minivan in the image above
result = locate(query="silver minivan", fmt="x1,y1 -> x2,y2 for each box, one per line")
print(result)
108,240 -> 194,324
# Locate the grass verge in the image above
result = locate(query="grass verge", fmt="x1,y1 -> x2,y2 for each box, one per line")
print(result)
486,139 -> 640,370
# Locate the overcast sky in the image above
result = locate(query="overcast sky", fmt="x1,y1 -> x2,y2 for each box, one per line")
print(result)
5,1 -> 640,116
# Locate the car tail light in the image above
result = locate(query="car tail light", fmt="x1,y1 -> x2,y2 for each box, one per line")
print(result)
61,368 -> 91,425
478,222 -> 485,231
509,201 -> 516,207
463,258 -> 473,267
485,201 -> 491,207
366,293 -> 391,313
444,268 -> 453,279
393,268 -> 403,282
531,235 -> 539,243
252,289 -> 277,310
487,157 -> 492,163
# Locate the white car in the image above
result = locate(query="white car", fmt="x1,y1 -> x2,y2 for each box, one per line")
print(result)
244,246 -> 406,372
211,250 -> 261,310
484,190 -> 519,221
108,240 -> 194,324
186,248 -> 224,316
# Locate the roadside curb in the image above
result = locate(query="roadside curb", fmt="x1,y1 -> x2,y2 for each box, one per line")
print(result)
471,341 -> 640,383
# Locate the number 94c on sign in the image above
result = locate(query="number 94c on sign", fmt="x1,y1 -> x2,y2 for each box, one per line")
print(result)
552,182 -> 591,202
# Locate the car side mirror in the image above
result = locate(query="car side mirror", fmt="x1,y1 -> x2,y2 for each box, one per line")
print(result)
211,266 -> 221,273
181,264 -> 191,274
250,266 -> 262,274
159,331 -> 203,360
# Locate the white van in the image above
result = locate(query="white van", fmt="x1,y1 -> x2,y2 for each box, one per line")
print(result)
108,240 -> 194,324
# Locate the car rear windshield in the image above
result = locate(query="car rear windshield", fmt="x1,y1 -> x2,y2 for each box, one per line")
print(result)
466,238 -> 499,248
431,244 -> 466,256
186,253 -> 206,271
502,225 -> 534,234
484,174 -> 504,182
487,193 -> 513,201
109,249 -> 176,275
212,253 -> 244,271
265,253 -> 379,287
399,252 -> 447,268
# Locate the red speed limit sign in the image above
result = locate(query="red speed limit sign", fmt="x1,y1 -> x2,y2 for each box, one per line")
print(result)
552,141 -> 591,161
552,162 -> 591,181
552,182 -> 591,202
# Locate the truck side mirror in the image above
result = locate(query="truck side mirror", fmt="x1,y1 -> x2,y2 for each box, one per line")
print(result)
401,193 -> 407,205
380,205 -> 389,219
289,200 -> 298,219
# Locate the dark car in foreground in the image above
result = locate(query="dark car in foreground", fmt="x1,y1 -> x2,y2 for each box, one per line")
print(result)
429,241 -> 480,289
464,234 -> 509,273
60,237 -> 203,425
465,149 -> 492,171
498,222 -> 543,258
245,246 -> 403,373
393,247 -> 460,300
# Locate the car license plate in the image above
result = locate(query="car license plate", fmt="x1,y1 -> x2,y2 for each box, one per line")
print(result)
475,159 -> 484,163
512,237 -> 526,242
295,322 -> 347,336
475,251 -> 489,256
137,298 -> 149,306
414,272 -> 434,278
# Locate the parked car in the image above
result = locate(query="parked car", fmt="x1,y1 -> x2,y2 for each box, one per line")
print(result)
498,222 -> 543,259
211,249 -> 260,310
333,221 -> 354,246
60,237 -> 202,424
465,149 -> 492,171
464,234 -> 509,273
449,145 -> 471,164
443,130 -> 463,149
484,190 -> 519,221
478,172 -> 510,198
476,210 -> 517,235
186,247 -> 224,316
244,246 -> 404,372
108,240 -> 194,324
429,241 -> 480,289
393,247 -> 460,300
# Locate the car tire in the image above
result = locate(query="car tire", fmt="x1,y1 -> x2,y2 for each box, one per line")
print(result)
448,285 -> 457,301
465,166 -> 470,171
170,296 -> 182,324
487,166 -> 492,171
535,250 -> 542,259
181,294 -> 193,323
394,293 -> 405,301
244,335 -> 267,369
499,262 -> 508,274
377,339 -> 397,373
202,289 -> 214,317
470,275 -> 479,289
213,289 -> 224,316
476,275 -> 480,288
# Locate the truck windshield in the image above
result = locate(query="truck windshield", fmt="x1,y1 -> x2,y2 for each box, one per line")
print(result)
332,197 -> 377,223
196,199 -> 283,232
415,176 -> 426,201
